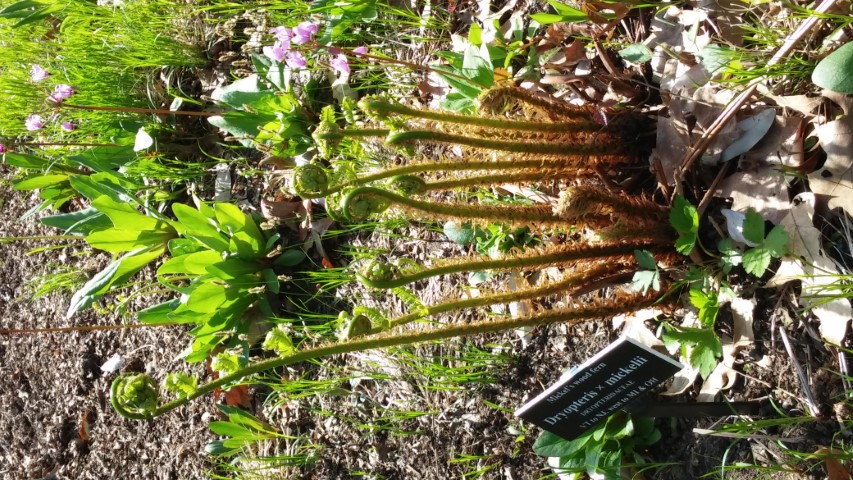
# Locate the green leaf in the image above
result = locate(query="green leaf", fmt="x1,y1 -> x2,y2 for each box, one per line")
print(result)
136,299 -> 180,324
13,4 -> 62,27
670,196 -> 698,234
634,249 -> 656,270
172,203 -> 230,252
214,202 -> 264,245
743,246 -> 772,277
210,75 -> 273,110
86,227 -> 174,253
204,439 -> 239,456
210,350 -> 241,376
208,421 -> 253,438
262,268 -> 279,294
663,327 -> 722,378
41,207 -> 110,235
205,258 -> 261,280
529,13 -> 566,25
742,209 -> 765,246
67,246 -> 164,316
3,152 -> 51,169
533,430 -> 592,458
618,44 -> 653,64
208,111 -> 275,148
229,230 -> 264,259
262,325 -> 295,356
14,174 -> 69,190
91,196 -> 170,232
0,1 -> 43,16
273,249 -> 306,268
163,372 -> 197,398
632,270 -> 659,295
186,282 -> 229,313
674,232 -> 697,255
812,42 -> 853,94
764,225 -> 788,257
443,220 -> 476,245
718,238 -> 742,274
689,288 -> 719,327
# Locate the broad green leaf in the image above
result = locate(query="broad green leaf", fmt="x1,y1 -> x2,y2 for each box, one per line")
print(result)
67,245 -> 164,316
632,270 -> 659,295
718,238 -> 742,274
66,146 -> 136,172
13,4 -> 62,27
619,43 -> 653,64
91,196 -> 167,231
742,209 -> 765,246
812,42 -> 853,94
14,174 -> 69,190
68,173 -> 133,203
186,282 -> 230,313
3,152 -> 51,169
262,268 -> 280,294
229,230 -> 264,259
663,327 -> 722,378
444,220 -> 476,245
533,430 -> 592,458
743,246 -> 772,276
689,288 -> 719,327
205,440 -> 239,456
41,207 -> 110,235
167,238 -> 205,256
634,249 -> 656,270
764,225 -> 788,257
461,43 -> 494,89
137,299 -> 181,324
206,258 -> 262,280
86,227 -> 174,253
172,203 -> 230,252
675,232 -> 697,255
214,202 -> 264,244
670,196 -> 698,234
208,421 -> 253,438
208,112 -> 274,148
158,250 -> 221,275
210,75 -> 272,110
273,249 -> 306,268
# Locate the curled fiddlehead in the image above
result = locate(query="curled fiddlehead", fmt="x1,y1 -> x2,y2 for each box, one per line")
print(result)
111,373 -> 161,420
342,187 -> 391,221
388,175 -> 427,195
292,163 -> 330,199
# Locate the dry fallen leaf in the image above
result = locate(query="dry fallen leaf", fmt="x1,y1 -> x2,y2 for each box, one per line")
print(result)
716,167 -> 790,224
807,114 -> 853,215
697,339 -> 738,402
612,308 -> 665,349
767,193 -> 852,344
814,447 -> 851,480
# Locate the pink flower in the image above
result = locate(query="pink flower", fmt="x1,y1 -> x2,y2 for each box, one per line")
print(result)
263,41 -> 289,63
330,54 -> 350,75
48,84 -> 74,103
25,114 -> 44,131
30,65 -> 49,82
285,51 -> 307,69
0,144 -> 6,154
61,121 -> 76,131
292,21 -> 318,45
353,46 -> 368,56
270,26 -> 292,42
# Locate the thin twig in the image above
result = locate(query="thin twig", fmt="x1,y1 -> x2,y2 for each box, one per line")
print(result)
673,0 -> 838,196
778,325 -> 821,416
0,323 -> 176,335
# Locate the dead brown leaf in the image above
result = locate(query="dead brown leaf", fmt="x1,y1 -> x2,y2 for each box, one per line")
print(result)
716,167 -> 790,224
807,114 -> 853,215
767,193 -> 852,344
814,447 -> 851,480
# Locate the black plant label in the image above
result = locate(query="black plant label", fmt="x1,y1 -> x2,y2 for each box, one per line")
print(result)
515,337 -> 683,440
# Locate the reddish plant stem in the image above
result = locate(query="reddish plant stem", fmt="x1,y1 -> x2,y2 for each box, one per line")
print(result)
61,104 -> 216,117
